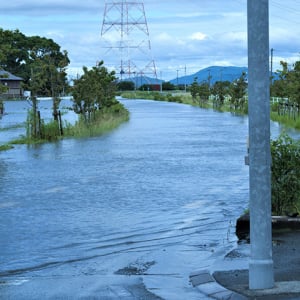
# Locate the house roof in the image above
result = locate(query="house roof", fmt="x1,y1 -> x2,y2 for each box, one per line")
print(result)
0,70 -> 23,81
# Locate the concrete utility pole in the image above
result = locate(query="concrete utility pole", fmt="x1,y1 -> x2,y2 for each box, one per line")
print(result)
247,0 -> 274,290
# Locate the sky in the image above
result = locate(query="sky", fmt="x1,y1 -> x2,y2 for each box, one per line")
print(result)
1,0 -> 300,81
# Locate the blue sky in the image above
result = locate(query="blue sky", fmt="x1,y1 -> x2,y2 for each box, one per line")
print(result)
1,0 -> 300,80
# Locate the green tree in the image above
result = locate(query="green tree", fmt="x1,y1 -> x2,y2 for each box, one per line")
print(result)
0,29 -> 28,79
72,61 -> 116,123
0,28 -> 70,97
139,84 -> 153,91
229,72 -> 247,110
288,61 -> 300,105
198,82 -> 210,103
190,77 -> 199,102
271,60 -> 300,105
271,61 -> 289,99
0,28 -> 70,137
117,80 -> 134,91
162,81 -> 175,91
190,77 -> 210,104
212,81 -> 230,106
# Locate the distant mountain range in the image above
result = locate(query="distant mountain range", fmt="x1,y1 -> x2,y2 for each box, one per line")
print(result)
169,66 -> 248,85
121,65 -> 278,87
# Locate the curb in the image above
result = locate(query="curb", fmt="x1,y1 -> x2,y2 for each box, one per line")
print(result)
189,270 -> 248,300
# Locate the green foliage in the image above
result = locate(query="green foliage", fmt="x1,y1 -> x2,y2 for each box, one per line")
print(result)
0,27 -> 70,96
0,72 -> 9,98
139,84 -> 154,91
271,111 -> 300,130
0,100 -> 4,114
121,91 -> 188,104
117,81 -> 135,91
6,101 -> 129,147
0,81 -> 8,96
0,83 -> 7,95
64,102 -> 129,138
72,61 -> 116,123
271,60 -> 300,106
162,82 -> 175,90
198,82 -> 210,103
229,72 -> 247,110
190,78 -> 199,101
41,120 -> 61,141
212,81 -> 231,107
189,77 -> 210,105
271,134 -> 300,215
0,144 -> 14,151
0,29 -> 28,77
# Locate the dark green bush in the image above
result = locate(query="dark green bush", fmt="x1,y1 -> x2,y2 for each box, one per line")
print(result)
271,134 -> 300,215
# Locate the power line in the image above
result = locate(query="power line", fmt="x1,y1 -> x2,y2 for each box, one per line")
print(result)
271,0 -> 300,15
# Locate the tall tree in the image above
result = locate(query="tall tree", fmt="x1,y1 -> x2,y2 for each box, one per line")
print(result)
0,28 -> 70,136
212,81 -> 230,106
0,28 -> 70,97
288,61 -> 300,105
190,77 -> 199,102
72,61 -> 116,123
229,72 -> 247,110
198,82 -> 210,103
0,29 -> 28,78
271,60 -> 300,106
271,61 -> 289,99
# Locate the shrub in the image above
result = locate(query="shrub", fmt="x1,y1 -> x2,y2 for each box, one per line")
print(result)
271,134 -> 300,215
41,120 -> 61,141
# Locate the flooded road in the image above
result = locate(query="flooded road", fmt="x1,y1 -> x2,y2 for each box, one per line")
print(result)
0,99 -> 289,299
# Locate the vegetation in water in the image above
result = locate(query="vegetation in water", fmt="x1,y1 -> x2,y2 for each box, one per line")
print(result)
1,60 -> 129,148
0,144 -> 14,151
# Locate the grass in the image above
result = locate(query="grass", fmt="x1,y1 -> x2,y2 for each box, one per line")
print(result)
64,103 -> 129,138
0,144 -> 14,151
0,101 -> 129,149
122,91 -> 300,130
121,91 -> 247,114
270,111 -> 300,130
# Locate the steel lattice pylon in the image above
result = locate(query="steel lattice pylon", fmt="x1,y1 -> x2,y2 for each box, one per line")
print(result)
100,0 -> 157,84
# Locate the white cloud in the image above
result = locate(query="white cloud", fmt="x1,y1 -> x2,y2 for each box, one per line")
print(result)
189,32 -> 208,41
0,0 -> 299,81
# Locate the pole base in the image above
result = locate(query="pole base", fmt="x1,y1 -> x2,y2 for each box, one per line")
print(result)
249,259 -> 274,290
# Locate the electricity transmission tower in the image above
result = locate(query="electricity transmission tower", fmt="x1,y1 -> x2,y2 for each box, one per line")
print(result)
100,0 -> 157,84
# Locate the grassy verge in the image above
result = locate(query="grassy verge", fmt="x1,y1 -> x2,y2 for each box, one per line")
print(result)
64,102 -> 129,138
121,91 -> 211,108
122,91 -> 247,114
270,111 -> 300,130
122,91 -> 300,130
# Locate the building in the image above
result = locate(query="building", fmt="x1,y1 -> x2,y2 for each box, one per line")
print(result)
0,70 -> 23,99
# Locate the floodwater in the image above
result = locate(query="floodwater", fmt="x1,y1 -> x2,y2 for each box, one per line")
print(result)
0,99 -> 293,299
